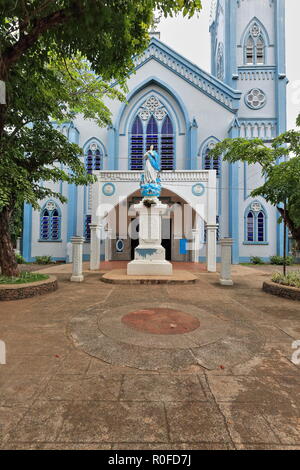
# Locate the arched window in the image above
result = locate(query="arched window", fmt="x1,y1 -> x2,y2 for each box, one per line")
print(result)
246,211 -> 255,242
203,142 -> 220,177
244,22 -> 266,65
130,116 -> 144,170
216,43 -> 224,80
161,116 -> 174,170
245,204 -> 267,243
130,95 -> 175,171
85,142 -> 103,174
40,201 -> 61,241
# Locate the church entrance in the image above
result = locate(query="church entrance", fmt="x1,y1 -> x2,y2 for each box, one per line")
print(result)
130,218 -> 172,261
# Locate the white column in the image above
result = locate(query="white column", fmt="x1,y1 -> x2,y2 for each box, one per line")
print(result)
70,236 -> 85,282
206,170 -> 218,272
90,224 -> 101,271
206,224 -> 218,272
220,238 -> 233,286
105,228 -> 112,262
15,237 -> 21,255
192,228 -> 200,263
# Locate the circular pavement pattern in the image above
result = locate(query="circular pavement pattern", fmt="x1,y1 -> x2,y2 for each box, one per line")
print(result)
68,302 -> 265,371
122,308 -> 200,335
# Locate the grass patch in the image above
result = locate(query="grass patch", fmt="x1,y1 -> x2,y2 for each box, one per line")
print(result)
272,271 -> 300,289
0,272 -> 49,285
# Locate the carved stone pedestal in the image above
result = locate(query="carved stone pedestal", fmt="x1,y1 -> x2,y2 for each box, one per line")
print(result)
127,198 -> 173,276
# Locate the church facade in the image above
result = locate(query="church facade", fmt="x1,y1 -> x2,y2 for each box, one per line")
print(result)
22,0 -> 287,265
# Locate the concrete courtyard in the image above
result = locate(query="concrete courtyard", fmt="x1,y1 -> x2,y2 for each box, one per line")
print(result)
0,262 -> 300,450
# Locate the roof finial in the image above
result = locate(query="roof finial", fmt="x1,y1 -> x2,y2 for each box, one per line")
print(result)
150,11 -> 162,39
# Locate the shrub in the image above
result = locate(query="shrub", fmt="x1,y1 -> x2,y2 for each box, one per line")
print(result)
250,256 -> 264,265
270,255 -> 294,266
0,272 -> 49,284
272,271 -> 300,289
15,253 -> 25,264
34,256 -> 52,265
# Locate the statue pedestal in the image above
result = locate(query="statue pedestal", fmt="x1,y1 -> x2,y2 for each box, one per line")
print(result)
127,198 -> 173,276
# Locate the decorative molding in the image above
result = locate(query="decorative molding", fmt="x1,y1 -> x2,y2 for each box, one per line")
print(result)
95,170 -> 209,183
245,88 -> 266,110
132,38 -> 241,112
239,118 -> 276,140
192,183 -> 205,197
238,66 -> 276,81
138,95 -> 167,121
102,182 -> 116,196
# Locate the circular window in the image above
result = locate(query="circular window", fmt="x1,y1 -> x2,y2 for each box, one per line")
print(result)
192,183 -> 205,197
245,88 -> 266,110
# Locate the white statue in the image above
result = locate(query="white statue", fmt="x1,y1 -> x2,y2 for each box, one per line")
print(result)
143,145 -> 160,184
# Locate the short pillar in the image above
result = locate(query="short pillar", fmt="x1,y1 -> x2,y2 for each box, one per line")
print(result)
192,229 -> 200,263
220,238 -> 233,286
206,224 -> 218,272
15,237 -> 21,255
90,224 -> 101,271
70,236 -> 85,282
105,228 -> 112,262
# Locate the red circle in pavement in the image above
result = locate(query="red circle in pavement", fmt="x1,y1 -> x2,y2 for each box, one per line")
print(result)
122,308 -> 200,335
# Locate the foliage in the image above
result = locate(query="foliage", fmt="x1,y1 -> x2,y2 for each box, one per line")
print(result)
272,271 -> 300,289
209,123 -> 300,248
15,253 -> 25,264
250,256 -> 264,265
0,272 -> 49,284
34,255 -> 52,265
0,0 -> 202,277
270,255 -> 294,266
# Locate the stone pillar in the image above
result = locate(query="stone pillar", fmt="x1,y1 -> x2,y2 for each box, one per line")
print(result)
192,228 -> 200,263
220,238 -> 233,286
15,237 -> 21,255
90,224 -> 101,271
105,228 -> 112,262
127,198 -> 173,275
70,236 -> 85,282
206,224 -> 218,273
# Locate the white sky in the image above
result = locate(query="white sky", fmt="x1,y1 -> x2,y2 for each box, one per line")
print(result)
158,0 -> 299,130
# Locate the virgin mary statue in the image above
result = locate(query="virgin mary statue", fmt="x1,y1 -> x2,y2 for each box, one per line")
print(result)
144,145 -> 160,183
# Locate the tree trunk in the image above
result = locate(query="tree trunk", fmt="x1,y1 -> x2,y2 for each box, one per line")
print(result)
0,207 -> 19,277
277,206 -> 300,250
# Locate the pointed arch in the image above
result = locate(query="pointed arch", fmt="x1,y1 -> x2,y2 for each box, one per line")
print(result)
40,201 -> 62,241
83,138 -> 106,174
198,137 -> 221,177
240,17 -> 270,66
244,201 -> 268,244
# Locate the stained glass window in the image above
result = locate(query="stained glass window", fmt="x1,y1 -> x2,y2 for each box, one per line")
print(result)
40,203 -> 61,241
85,144 -> 102,174
130,112 -> 174,171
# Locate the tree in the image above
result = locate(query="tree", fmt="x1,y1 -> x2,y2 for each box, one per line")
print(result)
209,121 -> 300,252
0,0 -> 202,276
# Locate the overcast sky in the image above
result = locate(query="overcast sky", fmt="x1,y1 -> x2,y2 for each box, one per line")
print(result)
158,0 -> 299,130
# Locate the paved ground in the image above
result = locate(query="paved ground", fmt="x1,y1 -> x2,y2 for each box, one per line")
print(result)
0,263 -> 300,450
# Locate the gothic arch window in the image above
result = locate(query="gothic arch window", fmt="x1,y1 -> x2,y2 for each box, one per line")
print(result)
130,95 -> 175,171
244,21 -> 266,65
245,202 -> 267,243
203,140 -> 220,177
85,141 -> 103,174
130,116 -> 144,170
40,201 -> 61,241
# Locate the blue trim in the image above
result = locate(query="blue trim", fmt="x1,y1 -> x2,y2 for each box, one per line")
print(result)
192,183 -> 205,197
67,184 -> 77,241
239,16 -> 271,48
102,183 -> 116,196
244,201 -> 268,244
190,118 -> 198,170
39,200 -> 62,242
228,122 -> 239,264
108,126 -> 116,170
22,203 -> 33,262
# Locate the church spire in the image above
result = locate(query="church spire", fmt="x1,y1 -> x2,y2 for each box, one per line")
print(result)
149,12 -> 162,40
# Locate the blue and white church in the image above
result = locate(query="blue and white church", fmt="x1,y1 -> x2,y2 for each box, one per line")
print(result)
23,0 -> 287,267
